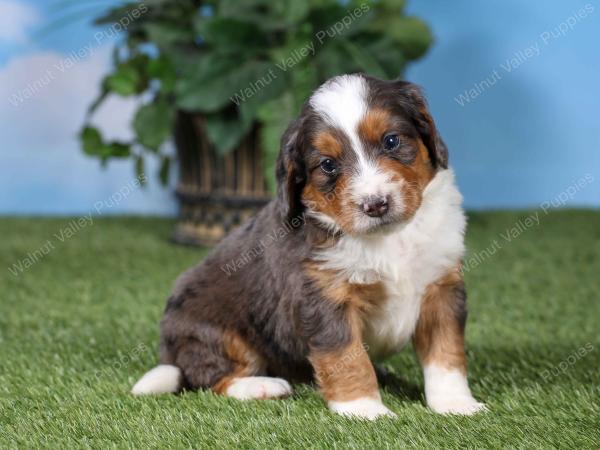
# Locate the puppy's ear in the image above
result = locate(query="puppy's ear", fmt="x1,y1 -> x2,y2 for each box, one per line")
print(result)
275,117 -> 306,221
398,82 -> 449,169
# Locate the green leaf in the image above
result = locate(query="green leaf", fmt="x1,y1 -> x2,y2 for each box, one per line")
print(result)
81,126 -> 103,156
174,53 -> 239,112
147,56 -> 176,93
369,16 -> 433,60
176,60 -> 278,113
267,31 -> 314,67
273,0 -> 310,26
285,0 -> 310,24
194,17 -> 266,52
339,40 -> 387,79
379,0 -> 407,12
304,3 -> 349,33
106,64 -> 140,96
204,113 -> 253,154
217,0 -> 310,30
177,52 -> 238,84
80,126 -> 130,160
105,142 -> 130,158
238,68 -> 288,125
363,35 -> 408,78
133,99 -> 175,151
314,41 -> 359,80
144,22 -> 192,49
289,64 -> 319,111
256,92 -> 297,192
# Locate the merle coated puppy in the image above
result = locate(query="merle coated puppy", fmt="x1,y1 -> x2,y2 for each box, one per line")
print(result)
132,74 -> 485,419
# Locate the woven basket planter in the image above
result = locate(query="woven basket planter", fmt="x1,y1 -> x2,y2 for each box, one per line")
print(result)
172,111 -> 271,246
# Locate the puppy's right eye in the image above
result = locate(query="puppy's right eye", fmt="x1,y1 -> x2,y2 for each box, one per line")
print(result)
320,158 -> 337,175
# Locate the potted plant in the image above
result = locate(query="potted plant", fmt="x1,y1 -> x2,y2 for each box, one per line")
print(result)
81,0 -> 433,245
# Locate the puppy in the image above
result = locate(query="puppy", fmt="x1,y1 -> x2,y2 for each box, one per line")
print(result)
132,74 -> 485,419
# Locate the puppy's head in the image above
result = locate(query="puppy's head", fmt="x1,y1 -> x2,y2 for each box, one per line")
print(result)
276,74 -> 448,235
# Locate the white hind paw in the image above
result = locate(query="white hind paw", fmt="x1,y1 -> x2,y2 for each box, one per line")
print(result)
131,365 -> 182,395
225,377 -> 292,400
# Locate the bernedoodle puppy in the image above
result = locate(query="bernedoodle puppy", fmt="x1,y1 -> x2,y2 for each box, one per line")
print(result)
132,74 -> 485,419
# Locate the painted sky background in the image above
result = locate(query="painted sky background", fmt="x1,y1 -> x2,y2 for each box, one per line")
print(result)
1,0 -> 599,216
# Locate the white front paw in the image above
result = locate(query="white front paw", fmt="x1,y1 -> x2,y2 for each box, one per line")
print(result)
329,397 -> 396,420
427,395 -> 487,415
424,365 -> 486,416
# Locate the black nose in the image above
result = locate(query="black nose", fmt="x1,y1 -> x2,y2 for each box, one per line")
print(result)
361,196 -> 389,217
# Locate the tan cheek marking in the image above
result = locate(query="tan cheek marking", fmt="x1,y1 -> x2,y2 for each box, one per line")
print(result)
303,130 -> 346,226
413,266 -> 467,373
212,330 -> 265,394
358,109 -> 391,143
377,138 -> 435,218
377,157 -> 421,217
302,174 -> 356,232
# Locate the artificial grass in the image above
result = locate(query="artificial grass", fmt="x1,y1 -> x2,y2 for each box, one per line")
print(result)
0,211 -> 598,449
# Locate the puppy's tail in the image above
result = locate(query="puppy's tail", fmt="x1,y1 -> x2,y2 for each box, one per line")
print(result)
131,364 -> 182,395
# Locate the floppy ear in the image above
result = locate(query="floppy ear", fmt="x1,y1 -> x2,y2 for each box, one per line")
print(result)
275,117 -> 306,221
398,82 -> 449,169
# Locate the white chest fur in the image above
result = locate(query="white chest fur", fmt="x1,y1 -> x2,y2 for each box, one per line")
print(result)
315,170 -> 466,360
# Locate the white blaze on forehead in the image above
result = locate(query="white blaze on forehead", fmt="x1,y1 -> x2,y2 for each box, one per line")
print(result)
309,74 -> 369,167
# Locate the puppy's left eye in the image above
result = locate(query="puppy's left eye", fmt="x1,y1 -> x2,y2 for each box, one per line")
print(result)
383,134 -> 400,151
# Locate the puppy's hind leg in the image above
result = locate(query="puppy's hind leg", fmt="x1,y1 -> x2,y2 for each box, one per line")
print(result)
216,376 -> 292,400
174,328 -> 292,400
214,331 -> 292,400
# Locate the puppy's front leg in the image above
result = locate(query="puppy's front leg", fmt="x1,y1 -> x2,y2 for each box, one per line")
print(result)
310,339 -> 395,420
413,268 -> 486,415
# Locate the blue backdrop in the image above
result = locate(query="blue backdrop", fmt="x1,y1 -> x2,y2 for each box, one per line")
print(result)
405,0 -> 599,209
1,0 -> 598,215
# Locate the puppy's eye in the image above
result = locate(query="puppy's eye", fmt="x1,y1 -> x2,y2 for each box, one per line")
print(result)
320,158 -> 337,175
383,134 -> 400,151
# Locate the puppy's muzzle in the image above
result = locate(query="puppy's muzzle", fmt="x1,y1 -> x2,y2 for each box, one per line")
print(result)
361,195 -> 390,218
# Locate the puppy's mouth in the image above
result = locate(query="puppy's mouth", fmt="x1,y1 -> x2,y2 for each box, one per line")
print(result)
351,210 -> 406,236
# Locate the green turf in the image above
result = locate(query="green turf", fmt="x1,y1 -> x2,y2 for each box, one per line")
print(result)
1,211 -> 599,449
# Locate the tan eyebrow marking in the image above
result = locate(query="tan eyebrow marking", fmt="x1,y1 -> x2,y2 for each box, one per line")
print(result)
313,131 -> 343,158
357,109 -> 392,143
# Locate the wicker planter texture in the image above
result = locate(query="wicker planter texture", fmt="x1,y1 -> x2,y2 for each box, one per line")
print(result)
172,112 -> 271,246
